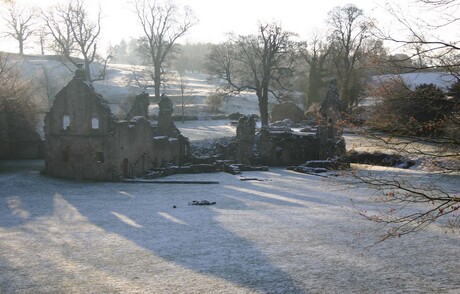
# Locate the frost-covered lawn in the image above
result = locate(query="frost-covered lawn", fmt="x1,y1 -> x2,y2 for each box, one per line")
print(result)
178,119 -> 236,141
1,160 -> 459,293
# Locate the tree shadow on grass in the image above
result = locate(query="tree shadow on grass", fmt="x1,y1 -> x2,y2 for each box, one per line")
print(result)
2,163 -> 460,292
0,162 -> 308,293
71,183 -> 309,293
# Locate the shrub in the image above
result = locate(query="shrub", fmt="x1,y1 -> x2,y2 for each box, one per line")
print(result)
205,92 -> 225,113
367,80 -> 454,136
0,53 -> 40,158
448,79 -> 460,100
445,80 -> 460,140
270,101 -> 306,123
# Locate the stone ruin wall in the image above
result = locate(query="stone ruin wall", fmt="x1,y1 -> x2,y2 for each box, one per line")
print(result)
235,79 -> 346,167
258,131 -> 320,166
44,68 -> 188,181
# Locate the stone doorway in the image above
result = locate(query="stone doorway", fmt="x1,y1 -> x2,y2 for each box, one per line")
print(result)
71,154 -> 84,180
122,158 -> 129,178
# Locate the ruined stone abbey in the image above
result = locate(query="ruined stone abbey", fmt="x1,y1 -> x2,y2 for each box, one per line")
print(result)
43,66 -> 189,181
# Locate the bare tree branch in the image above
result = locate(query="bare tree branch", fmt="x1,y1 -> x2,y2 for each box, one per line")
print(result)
2,2 -> 37,55
134,0 -> 196,100
328,4 -> 374,109
206,22 -> 298,126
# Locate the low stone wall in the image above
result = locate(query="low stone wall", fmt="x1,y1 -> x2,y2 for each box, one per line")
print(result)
259,129 -> 319,166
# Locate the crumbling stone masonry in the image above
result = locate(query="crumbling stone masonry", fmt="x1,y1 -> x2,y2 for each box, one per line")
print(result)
235,114 -> 257,165
126,92 -> 150,120
157,94 -> 180,137
316,79 -> 346,160
236,80 -> 346,166
44,66 -> 189,181
258,129 -> 320,166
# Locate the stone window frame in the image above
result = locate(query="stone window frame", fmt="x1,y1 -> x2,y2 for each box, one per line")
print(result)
95,151 -> 104,163
91,116 -> 99,129
63,114 -> 70,130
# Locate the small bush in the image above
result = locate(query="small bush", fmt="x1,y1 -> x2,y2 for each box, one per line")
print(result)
270,101 -> 306,123
205,92 -> 225,113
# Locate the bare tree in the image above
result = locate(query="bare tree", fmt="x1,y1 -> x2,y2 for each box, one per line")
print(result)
42,0 -> 107,82
42,2 -> 76,59
29,61 -> 68,109
327,4 -> 373,110
2,2 -> 36,55
351,131 -> 459,242
36,26 -> 48,55
300,31 -> 332,107
68,0 -> 102,81
134,0 -> 196,100
177,70 -> 187,122
130,66 -> 156,90
207,22 -> 298,127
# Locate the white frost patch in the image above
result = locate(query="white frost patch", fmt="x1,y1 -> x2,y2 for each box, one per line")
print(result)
111,212 -> 143,228
7,196 -> 30,219
224,185 -> 310,207
371,72 -> 457,90
178,119 -> 236,140
117,191 -> 135,198
158,212 -> 188,226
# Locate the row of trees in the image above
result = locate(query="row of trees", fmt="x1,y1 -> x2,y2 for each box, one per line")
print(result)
1,0 -> 196,88
1,0 -> 424,116
1,0 -> 106,81
205,5 -> 390,126
111,4 -> 388,125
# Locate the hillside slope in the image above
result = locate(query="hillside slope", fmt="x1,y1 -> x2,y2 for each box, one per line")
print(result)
6,53 -> 265,117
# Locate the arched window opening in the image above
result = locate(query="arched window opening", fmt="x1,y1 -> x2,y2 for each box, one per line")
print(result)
92,117 -> 99,129
63,115 -> 70,130
95,151 -> 104,163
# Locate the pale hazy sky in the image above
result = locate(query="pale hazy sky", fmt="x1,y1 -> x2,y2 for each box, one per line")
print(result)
2,0 -> 457,54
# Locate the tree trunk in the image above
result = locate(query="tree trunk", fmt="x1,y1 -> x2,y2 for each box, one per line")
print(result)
258,89 -> 269,127
84,58 -> 91,81
19,40 -> 24,55
154,64 -> 161,100
307,63 -> 320,106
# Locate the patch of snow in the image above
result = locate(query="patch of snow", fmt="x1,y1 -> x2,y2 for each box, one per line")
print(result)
371,72 -> 457,90
177,120 -> 237,141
